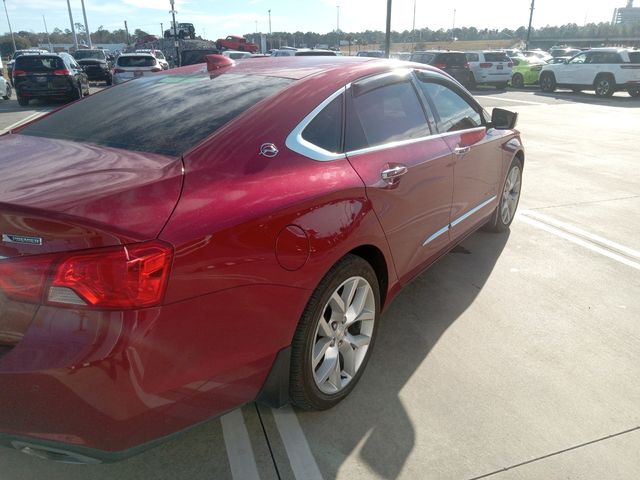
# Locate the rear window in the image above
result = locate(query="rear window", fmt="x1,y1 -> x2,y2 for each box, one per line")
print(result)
295,51 -> 336,56
74,50 -> 105,60
15,55 -> 64,71
181,50 -> 220,66
117,56 -> 156,67
483,52 -> 510,62
20,73 -> 294,156
410,52 -> 435,64
436,53 -> 467,66
628,52 -> 640,63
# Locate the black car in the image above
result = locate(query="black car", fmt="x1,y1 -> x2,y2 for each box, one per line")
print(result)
13,52 -> 89,107
410,50 -> 472,87
7,49 -> 49,85
73,49 -> 113,85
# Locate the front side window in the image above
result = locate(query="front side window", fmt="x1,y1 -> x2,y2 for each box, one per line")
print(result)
569,53 -> 588,65
417,80 -> 481,133
345,80 -> 429,151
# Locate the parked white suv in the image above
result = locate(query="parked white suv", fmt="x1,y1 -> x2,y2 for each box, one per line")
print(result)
539,48 -> 640,97
112,53 -> 162,84
465,51 -> 512,89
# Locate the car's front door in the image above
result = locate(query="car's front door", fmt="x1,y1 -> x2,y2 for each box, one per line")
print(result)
415,73 -> 501,242
344,71 -> 455,282
556,52 -> 589,85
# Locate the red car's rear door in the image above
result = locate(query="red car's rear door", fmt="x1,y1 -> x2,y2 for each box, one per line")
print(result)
344,71 -> 454,282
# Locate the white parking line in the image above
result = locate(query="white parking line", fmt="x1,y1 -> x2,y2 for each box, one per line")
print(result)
518,211 -> 640,271
1,112 -> 44,133
483,96 -> 543,106
221,409 -> 261,480
272,405 -> 324,480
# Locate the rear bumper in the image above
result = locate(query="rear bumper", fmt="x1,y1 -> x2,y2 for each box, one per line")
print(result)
0,284 -> 307,457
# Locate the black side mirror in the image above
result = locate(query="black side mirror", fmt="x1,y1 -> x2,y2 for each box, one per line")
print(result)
490,108 -> 518,129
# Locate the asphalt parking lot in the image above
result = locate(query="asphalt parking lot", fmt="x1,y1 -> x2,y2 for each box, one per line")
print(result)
1,86 -> 639,479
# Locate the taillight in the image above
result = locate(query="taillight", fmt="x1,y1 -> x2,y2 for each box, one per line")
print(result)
433,63 -> 447,70
0,241 -> 173,309
113,68 -> 125,74
150,67 -> 162,72
479,63 -> 493,68
53,69 -> 71,76
12,69 -> 27,77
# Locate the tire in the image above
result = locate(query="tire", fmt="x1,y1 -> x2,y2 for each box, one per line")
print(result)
629,88 -> 640,98
511,73 -> 524,89
290,254 -> 380,410
17,95 -> 28,106
484,157 -> 523,233
468,74 -> 477,90
105,75 -> 112,86
495,82 -> 508,90
539,72 -> 556,92
71,84 -> 82,101
2,84 -> 11,100
594,74 -> 615,97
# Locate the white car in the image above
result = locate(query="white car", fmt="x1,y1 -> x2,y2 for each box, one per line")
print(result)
540,48 -> 640,97
522,50 -> 553,63
113,53 -> 162,84
0,76 -> 11,101
136,49 -> 169,70
465,51 -> 512,89
221,50 -> 252,60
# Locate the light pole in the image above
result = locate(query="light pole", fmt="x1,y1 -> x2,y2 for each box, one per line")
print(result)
526,0 -> 535,50
170,0 -> 180,66
80,0 -> 92,48
268,9 -> 271,50
336,5 -> 340,49
43,15 -> 52,52
2,0 -> 16,53
411,0 -> 416,49
66,0 -> 79,51
384,0 -> 391,58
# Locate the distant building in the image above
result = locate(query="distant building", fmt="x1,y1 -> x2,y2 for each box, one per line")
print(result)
612,5 -> 640,24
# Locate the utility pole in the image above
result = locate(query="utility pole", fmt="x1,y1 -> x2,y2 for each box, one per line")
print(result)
66,0 -> 79,51
336,5 -> 340,50
169,0 -> 180,66
526,0 -> 535,49
452,9 -> 456,37
3,0 -> 16,53
384,0 -> 391,58
161,22 -> 163,37
268,9 -> 272,50
43,15 -> 52,52
80,0 -> 92,48
412,0 -> 416,49
124,20 -> 130,45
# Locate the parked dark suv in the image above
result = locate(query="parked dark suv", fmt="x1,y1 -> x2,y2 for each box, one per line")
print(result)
13,52 -> 89,106
410,50 -> 472,87
73,49 -> 113,85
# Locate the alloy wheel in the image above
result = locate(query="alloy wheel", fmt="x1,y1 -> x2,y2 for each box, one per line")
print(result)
595,79 -> 611,97
501,164 -> 521,225
311,276 -> 375,395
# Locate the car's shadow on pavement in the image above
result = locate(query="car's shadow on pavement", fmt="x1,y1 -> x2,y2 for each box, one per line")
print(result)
533,90 -> 640,107
293,229 -> 510,479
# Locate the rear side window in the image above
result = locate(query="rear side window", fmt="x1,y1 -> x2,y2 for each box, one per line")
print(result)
15,56 -> 64,71
20,73 -> 293,156
411,53 -> 435,64
418,81 -> 481,133
483,52 -> 510,62
466,53 -> 479,62
437,53 -> 467,66
345,81 -> 428,151
628,52 -> 640,63
302,94 -> 343,153
117,56 -> 156,67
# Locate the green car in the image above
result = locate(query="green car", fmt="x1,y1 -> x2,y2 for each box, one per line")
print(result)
509,56 -> 545,88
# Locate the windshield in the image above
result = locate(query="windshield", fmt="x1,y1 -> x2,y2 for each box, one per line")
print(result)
74,50 -> 105,60
20,73 -> 293,156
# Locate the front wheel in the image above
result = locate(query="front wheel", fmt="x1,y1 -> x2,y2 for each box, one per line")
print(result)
540,72 -> 556,92
290,255 -> 380,410
485,158 -> 523,232
628,87 -> 640,98
511,73 -> 524,89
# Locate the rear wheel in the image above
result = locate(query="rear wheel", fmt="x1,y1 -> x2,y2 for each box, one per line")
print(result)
511,73 -> 524,89
485,157 -> 523,232
468,74 -> 477,90
290,254 -> 380,410
540,72 -> 556,92
594,74 -> 615,97
629,88 -> 640,98
17,95 -> 28,106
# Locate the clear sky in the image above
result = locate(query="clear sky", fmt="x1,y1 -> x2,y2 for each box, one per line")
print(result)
3,0 -> 629,40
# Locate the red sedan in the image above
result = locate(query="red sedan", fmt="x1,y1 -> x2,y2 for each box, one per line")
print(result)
0,56 -> 523,462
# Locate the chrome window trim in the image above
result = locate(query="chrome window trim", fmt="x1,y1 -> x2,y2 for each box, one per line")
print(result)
422,195 -> 497,246
285,86 -> 348,162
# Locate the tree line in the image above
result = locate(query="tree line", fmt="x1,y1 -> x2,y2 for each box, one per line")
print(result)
2,21 -> 640,57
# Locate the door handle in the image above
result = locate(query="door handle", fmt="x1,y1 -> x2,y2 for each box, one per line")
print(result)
454,146 -> 470,155
381,164 -> 408,184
